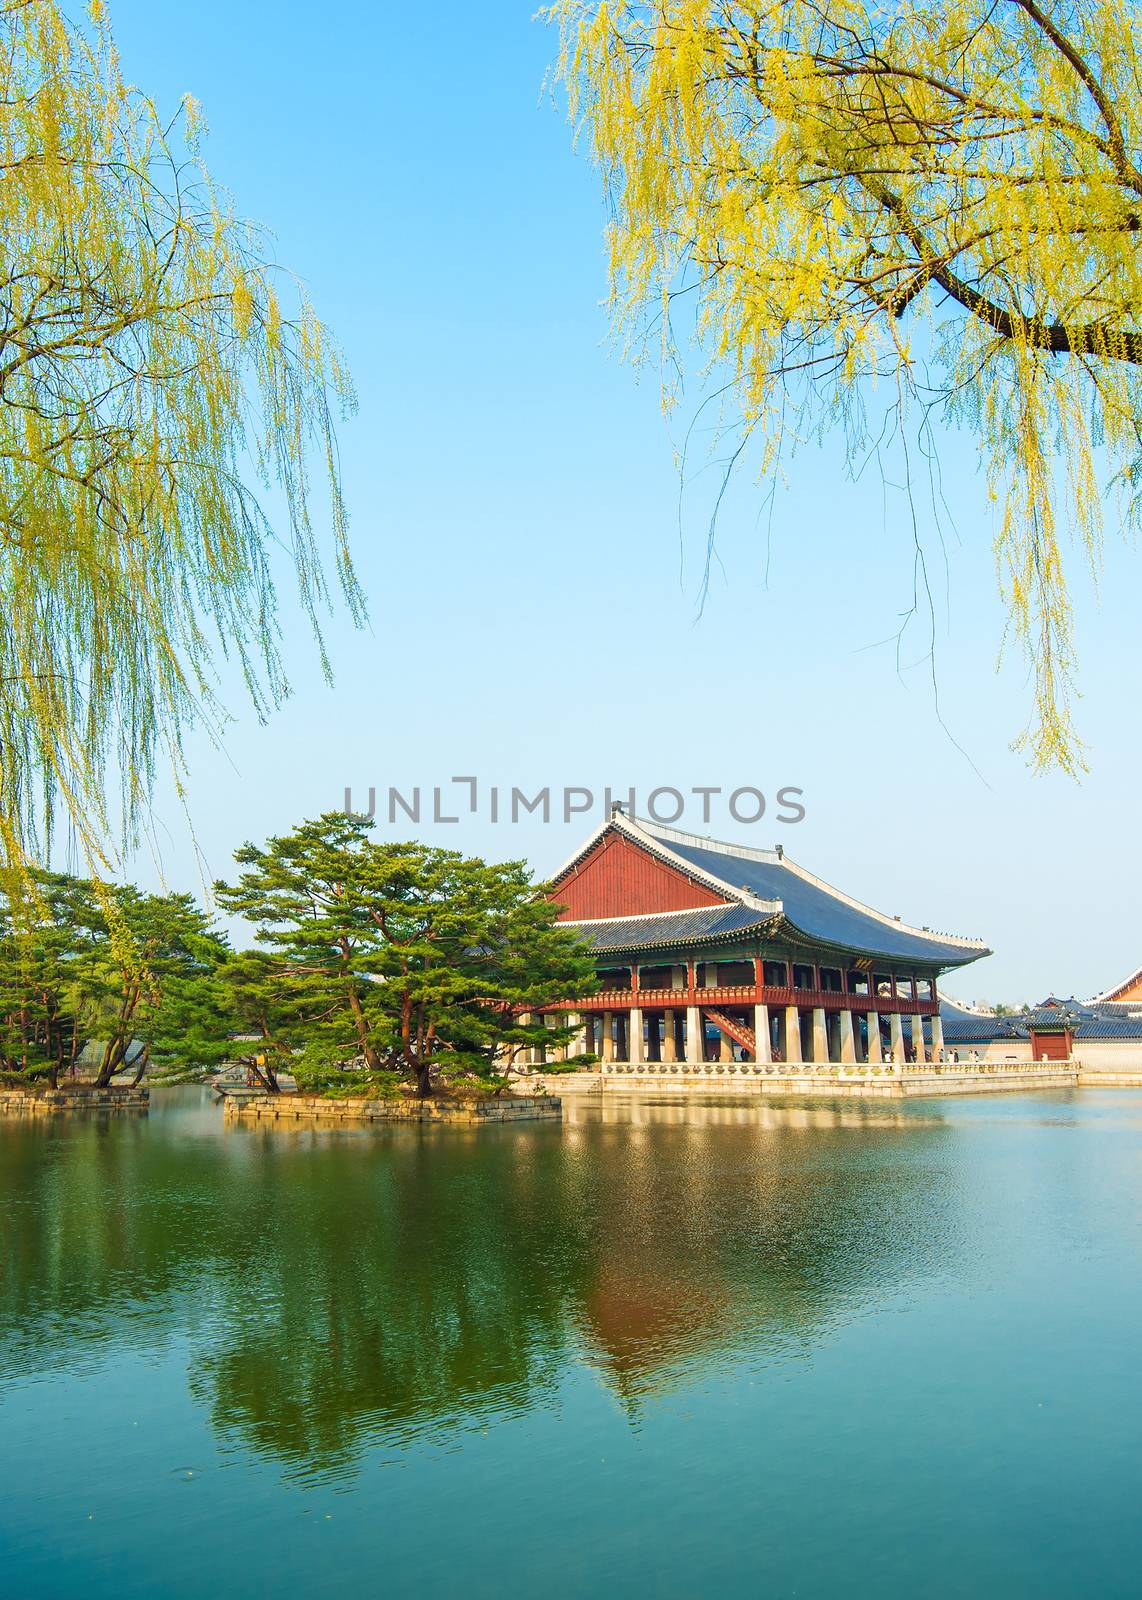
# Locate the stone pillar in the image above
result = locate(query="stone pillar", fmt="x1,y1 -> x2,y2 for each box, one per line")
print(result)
785,1005 -> 802,1063
912,1012 -> 926,1065
644,1010 -> 660,1062
663,1009 -> 677,1063
601,1011 -> 614,1064
839,1009 -> 856,1064
571,1013 -> 587,1056
719,1027 -> 734,1063
865,1012 -> 882,1065
686,1004 -> 703,1064
889,1012 -> 905,1067
754,1004 -> 772,1063
931,1014 -> 945,1061
629,1007 -> 643,1066
812,1007 -> 828,1064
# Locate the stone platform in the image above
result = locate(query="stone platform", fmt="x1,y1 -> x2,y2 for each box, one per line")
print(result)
0,1085 -> 150,1115
514,1061 -> 1079,1099
223,1093 -> 561,1125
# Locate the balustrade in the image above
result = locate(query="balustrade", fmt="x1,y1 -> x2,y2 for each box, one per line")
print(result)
594,1056 -> 1078,1081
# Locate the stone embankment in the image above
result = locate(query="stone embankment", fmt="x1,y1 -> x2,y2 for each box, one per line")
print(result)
0,1085 -> 149,1115
223,1092 -> 561,1125
512,1061 -> 1080,1098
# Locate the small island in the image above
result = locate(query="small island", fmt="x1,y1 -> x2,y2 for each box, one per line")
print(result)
0,811 -> 597,1120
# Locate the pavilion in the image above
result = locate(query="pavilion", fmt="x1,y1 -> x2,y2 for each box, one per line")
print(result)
537,810 -> 989,1068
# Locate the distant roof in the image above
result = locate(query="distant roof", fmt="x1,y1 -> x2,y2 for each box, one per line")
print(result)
1075,1016 -> 1142,1040
1088,965 -> 1142,1005
934,993 -> 1142,1044
938,996 -> 1027,1044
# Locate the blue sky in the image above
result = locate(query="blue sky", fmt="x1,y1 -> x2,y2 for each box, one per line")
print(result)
106,0 -> 1140,1004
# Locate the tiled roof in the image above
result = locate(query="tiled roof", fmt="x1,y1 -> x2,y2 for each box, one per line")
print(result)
1089,965 -> 1142,1004
1075,1017 -> 1142,1041
1025,1007 -> 1080,1029
933,995 -> 1142,1044
568,903 -> 773,954
640,822 -> 987,966
938,1015 -> 1021,1044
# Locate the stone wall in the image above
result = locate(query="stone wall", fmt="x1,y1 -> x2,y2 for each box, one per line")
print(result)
1075,1040 -> 1142,1075
223,1093 -> 561,1125
512,1063 -> 1079,1098
898,1066 -> 1078,1096
0,1085 -> 149,1115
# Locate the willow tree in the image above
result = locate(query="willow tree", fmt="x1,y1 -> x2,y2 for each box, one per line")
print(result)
0,0 -> 363,881
553,0 -> 1142,771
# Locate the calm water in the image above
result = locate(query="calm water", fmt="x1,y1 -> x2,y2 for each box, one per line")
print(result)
1,1087 -> 1140,1597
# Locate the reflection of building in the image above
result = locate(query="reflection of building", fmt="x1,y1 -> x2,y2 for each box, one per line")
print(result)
540,812 -> 989,1067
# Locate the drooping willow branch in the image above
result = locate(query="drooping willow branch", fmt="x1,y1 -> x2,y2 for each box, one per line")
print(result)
554,0 -> 1142,772
0,0 -> 365,888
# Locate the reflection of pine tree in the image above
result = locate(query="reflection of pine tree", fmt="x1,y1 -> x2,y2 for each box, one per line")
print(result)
0,1097 -> 953,1478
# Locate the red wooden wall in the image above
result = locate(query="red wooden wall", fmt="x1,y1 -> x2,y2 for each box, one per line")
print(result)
550,832 -> 729,921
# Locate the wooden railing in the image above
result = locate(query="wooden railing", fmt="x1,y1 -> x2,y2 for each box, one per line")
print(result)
546,986 -> 938,1015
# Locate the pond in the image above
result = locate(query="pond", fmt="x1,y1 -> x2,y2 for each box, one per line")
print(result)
1,1087 -> 1140,1597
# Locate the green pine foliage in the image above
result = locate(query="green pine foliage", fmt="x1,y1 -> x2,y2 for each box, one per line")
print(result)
214,812 -> 599,1098
0,815 -> 597,1099
0,872 -> 229,1087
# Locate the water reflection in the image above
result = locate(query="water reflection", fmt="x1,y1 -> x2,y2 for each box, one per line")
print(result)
0,1088 -> 955,1479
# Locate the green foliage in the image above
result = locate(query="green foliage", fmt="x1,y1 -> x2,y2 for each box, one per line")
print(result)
0,869 -> 229,1087
0,1 -> 363,881
291,1066 -> 405,1100
214,812 -> 599,1097
537,1053 -> 599,1075
0,817 -> 598,1099
554,0 -> 1142,771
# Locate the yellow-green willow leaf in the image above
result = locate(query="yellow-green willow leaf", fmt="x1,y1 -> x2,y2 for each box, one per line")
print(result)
553,0 -> 1142,773
0,0 -> 365,887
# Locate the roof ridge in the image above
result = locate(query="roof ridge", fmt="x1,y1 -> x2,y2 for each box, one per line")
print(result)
635,815 -> 784,866
561,905 -> 741,927
1087,963 -> 1142,1005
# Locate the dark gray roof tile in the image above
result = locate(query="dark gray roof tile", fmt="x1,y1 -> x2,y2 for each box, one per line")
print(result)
658,833 -> 984,965
568,903 -> 770,954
